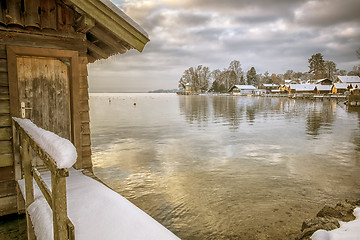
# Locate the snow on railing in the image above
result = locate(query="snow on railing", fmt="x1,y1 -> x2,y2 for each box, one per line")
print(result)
12,118 -> 76,240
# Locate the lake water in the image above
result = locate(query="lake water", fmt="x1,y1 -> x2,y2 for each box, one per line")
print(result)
90,93 -> 360,240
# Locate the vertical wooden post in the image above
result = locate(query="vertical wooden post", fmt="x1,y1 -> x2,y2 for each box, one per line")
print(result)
51,172 -> 68,240
22,137 -> 34,206
12,121 -> 25,213
22,136 -> 35,240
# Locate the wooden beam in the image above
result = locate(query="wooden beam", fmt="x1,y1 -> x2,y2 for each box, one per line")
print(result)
89,27 -> 128,54
75,15 -> 95,33
66,0 -> 149,52
86,54 -> 97,63
40,0 -> 57,30
86,40 -> 109,59
24,0 -> 41,28
6,0 -> 23,26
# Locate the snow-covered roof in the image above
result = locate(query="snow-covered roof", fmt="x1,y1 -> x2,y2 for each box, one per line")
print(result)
99,0 -> 149,38
315,85 -> 332,91
262,84 -> 279,87
232,85 -> 257,90
316,78 -> 332,84
337,76 -> 360,83
333,83 -> 350,89
289,84 -> 316,91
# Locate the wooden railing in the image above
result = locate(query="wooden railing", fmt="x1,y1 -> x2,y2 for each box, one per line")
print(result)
12,119 -> 75,240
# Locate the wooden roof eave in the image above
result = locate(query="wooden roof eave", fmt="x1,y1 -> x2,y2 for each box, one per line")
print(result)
66,0 -> 150,53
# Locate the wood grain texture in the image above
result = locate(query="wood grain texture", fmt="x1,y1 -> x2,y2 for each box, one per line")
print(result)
17,56 -> 71,139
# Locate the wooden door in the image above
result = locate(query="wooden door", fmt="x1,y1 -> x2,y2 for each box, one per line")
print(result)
8,46 -> 81,169
17,56 -> 71,139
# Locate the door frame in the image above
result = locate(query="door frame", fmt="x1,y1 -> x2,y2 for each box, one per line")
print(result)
7,46 -> 81,164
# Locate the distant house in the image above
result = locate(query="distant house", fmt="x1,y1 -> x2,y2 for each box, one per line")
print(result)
288,84 -> 316,95
332,83 -> 351,94
261,84 -> 280,93
336,76 -> 360,83
316,78 -> 332,85
184,83 -> 200,94
278,85 -> 290,93
315,85 -> 332,94
228,85 -> 257,95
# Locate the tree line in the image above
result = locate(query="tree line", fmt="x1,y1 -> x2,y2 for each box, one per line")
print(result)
178,52 -> 360,93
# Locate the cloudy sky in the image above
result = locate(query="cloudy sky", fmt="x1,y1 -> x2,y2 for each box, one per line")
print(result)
88,0 -> 360,92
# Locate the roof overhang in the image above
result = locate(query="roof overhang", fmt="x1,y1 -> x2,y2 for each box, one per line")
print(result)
64,0 -> 150,62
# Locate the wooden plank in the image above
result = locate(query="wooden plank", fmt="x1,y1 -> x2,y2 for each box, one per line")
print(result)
80,111 -> 90,123
0,140 -> 12,153
86,40 -> 109,59
40,0 -> 57,30
51,173 -> 69,240
0,86 -> 9,96
0,153 -> 13,167
0,3 -> 5,26
0,127 -> 12,140
0,100 -> 10,114
0,180 -> 16,198
6,0 -> 23,26
0,45 -> 6,59
0,195 -> 17,216
89,27 -> 128,54
80,87 -> 90,99
82,134 -> 91,146
81,153 -> 92,170
6,46 -> 20,119
0,115 -> 11,127
57,3 -> 75,32
0,31 -> 87,53
24,0 -> 41,28
80,100 -> 89,112
0,72 -> 9,86
75,15 -> 95,33
33,168 -> 52,207
0,166 -> 15,181
0,59 -> 7,72
81,123 -> 90,134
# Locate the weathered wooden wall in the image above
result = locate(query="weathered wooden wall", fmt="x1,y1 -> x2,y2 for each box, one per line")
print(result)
79,57 -> 92,169
0,0 -> 93,214
0,0 -> 74,31
0,44 -> 17,216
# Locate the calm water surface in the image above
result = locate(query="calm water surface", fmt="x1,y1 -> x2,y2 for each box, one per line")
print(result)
90,93 -> 360,240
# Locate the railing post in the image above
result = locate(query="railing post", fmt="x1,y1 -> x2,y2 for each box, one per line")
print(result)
22,136 -> 36,240
52,172 -> 68,240
12,121 -> 25,213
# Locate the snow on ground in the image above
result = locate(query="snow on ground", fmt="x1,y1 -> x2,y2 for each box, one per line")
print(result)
18,169 -> 180,240
13,117 -> 76,169
311,207 -> 360,240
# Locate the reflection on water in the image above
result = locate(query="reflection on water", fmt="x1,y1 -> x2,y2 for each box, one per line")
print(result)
90,93 -> 360,240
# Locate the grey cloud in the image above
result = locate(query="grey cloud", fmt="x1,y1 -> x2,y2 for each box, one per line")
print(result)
294,0 -> 360,27
89,0 -> 360,92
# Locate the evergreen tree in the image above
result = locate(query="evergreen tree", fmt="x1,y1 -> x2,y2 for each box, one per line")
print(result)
246,67 -> 257,85
308,53 -> 326,79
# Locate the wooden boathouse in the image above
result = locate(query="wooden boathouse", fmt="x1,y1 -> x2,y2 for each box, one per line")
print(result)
0,0 -> 149,217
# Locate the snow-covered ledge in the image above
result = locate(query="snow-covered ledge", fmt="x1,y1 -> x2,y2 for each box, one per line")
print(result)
13,117 -> 77,169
